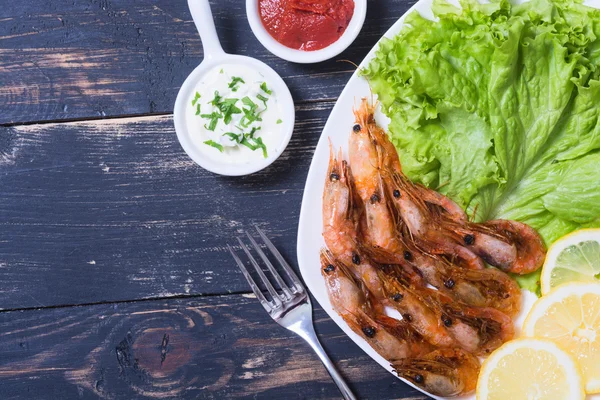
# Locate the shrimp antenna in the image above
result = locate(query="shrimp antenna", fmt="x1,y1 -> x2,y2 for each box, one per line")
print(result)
336,59 -> 359,69
469,203 -> 480,223
436,181 -> 450,190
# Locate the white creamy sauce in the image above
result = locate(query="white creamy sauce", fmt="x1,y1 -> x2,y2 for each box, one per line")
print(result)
185,64 -> 284,164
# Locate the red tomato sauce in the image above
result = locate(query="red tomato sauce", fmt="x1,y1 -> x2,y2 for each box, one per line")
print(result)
259,0 -> 355,51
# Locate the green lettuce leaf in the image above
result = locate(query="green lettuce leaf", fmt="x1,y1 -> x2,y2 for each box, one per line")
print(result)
362,0 -> 600,294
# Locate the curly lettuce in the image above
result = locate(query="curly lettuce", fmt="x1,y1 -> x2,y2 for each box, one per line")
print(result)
362,0 -> 600,292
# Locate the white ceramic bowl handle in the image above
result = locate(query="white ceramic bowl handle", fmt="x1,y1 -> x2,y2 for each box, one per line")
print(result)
188,0 -> 225,59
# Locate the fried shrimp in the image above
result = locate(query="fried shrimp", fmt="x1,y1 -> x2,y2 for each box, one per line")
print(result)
322,144 -> 386,307
318,98 -> 547,397
349,100 -> 402,253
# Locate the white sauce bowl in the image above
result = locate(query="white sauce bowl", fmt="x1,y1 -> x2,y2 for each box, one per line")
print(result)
174,55 -> 295,176
174,0 -> 295,176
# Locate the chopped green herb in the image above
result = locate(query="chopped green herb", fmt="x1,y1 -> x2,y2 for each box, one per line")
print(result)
191,92 -> 201,106
276,118 -> 282,124
240,136 -> 268,158
240,137 -> 258,151
219,68 -> 224,74
200,111 -> 222,131
241,109 -> 262,127
200,112 -> 222,119
595,272 -> 600,280
204,140 -> 224,152
210,91 -> 222,106
254,137 -> 268,158
242,96 -> 258,111
206,95 -> 243,127
247,126 -> 261,138
240,96 -> 262,127
213,97 -> 241,124
256,93 -> 269,108
228,76 -> 246,92
223,131 -> 242,143
197,83 -> 270,159
260,82 -> 272,95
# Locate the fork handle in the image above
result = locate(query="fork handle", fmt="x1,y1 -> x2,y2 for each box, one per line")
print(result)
292,325 -> 357,400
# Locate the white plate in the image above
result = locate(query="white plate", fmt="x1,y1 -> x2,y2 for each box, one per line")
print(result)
296,0 -> 600,398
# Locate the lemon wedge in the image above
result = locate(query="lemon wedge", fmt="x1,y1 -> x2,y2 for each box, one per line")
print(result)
523,283 -> 600,393
476,338 -> 584,400
540,228 -> 600,295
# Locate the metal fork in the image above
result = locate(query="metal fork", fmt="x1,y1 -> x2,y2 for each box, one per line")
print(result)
228,226 -> 357,400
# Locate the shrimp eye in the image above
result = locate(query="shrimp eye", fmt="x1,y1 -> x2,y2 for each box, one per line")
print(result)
444,278 -> 455,289
323,264 -> 335,274
393,189 -> 401,198
442,316 -> 453,327
464,234 -> 475,245
392,293 -> 403,302
352,253 -> 361,265
329,172 -> 340,181
403,251 -> 412,261
403,313 -> 413,322
352,124 -> 361,132
414,374 -> 424,384
362,326 -> 376,338
370,193 -> 380,203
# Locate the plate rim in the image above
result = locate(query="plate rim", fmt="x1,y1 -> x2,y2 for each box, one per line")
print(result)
295,0 -> 600,399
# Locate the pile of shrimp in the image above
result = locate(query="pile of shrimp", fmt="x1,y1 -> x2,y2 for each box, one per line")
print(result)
321,99 -> 546,397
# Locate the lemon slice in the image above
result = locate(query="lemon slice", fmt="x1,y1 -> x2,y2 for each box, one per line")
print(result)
523,283 -> 600,393
540,228 -> 600,295
477,338 -> 584,400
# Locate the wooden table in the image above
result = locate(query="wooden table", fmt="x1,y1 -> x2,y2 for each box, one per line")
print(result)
0,1 -> 428,398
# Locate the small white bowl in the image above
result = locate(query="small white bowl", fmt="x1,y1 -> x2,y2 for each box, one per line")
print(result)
174,55 -> 295,176
246,0 -> 367,64
174,0 -> 295,176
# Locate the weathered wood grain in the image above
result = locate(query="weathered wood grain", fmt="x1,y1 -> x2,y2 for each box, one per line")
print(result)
0,0 -> 413,124
0,102 -> 334,309
0,293 -> 428,400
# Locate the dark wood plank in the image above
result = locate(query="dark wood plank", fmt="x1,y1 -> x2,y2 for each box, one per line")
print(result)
0,102 -> 335,309
0,0 -> 413,125
0,293 -> 428,400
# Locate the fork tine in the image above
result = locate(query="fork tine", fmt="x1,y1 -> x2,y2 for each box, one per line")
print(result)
245,231 -> 293,300
255,225 -> 304,293
228,244 -> 273,313
237,236 -> 283,308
